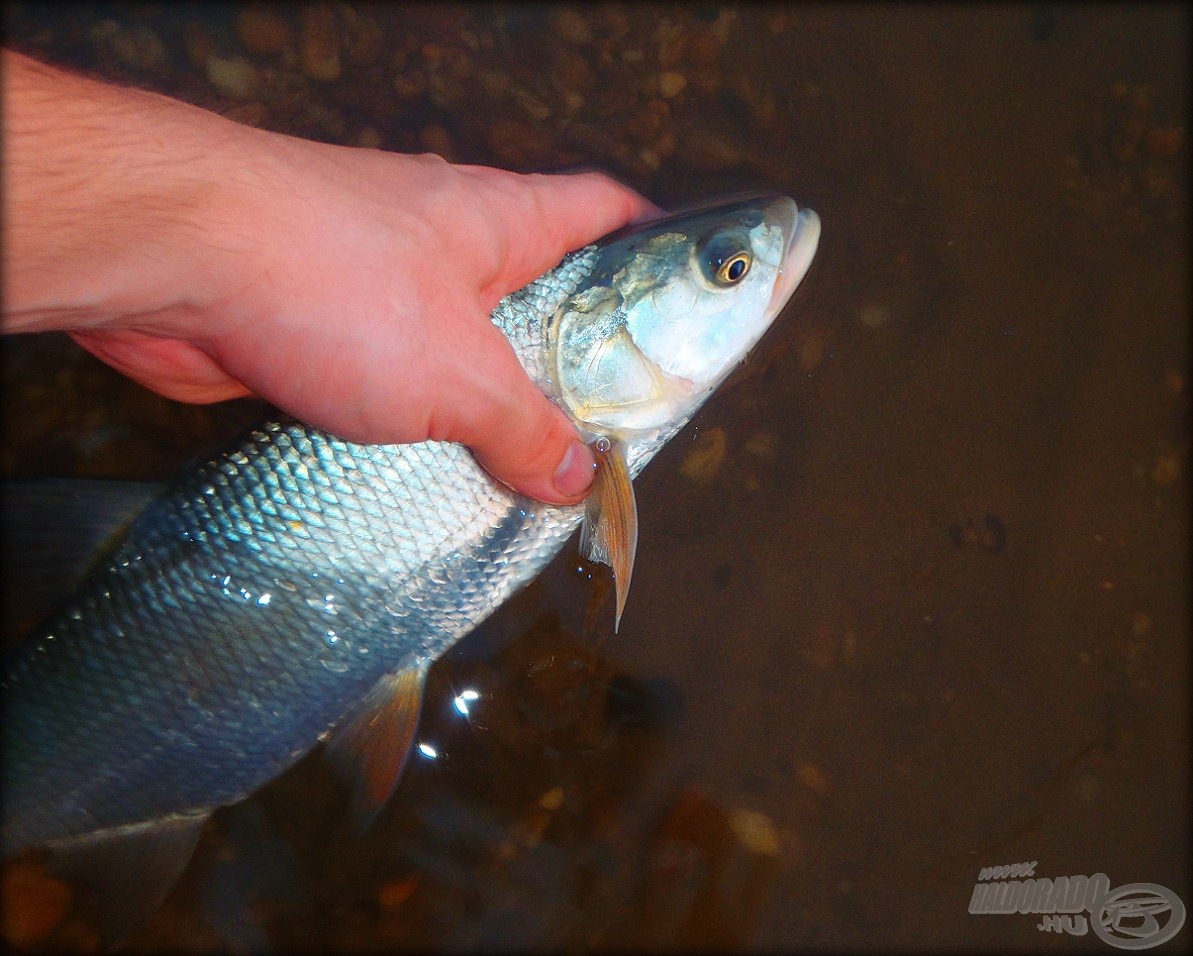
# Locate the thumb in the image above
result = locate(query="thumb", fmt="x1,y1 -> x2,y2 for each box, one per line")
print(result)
435,320 -> 595,506
472,392 -> 595,507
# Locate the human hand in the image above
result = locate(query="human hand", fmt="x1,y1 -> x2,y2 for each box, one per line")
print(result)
2,50 -> 656,504
69,148 -> 654,504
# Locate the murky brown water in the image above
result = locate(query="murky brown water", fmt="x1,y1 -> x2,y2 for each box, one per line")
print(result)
3,3 -> 1188,951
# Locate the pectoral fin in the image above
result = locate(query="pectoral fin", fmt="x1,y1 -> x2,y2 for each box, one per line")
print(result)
43,812 -> 208,945
323,662 -> 429,832
580,437 -> 638,632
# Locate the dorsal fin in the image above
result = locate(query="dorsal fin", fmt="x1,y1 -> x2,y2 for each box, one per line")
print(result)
323,663 -> 429,832
43,812 -> 207,945
580,437 -> 638,632
1,478 -> 161,632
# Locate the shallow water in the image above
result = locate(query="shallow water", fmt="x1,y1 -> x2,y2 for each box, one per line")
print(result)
2,3 -> 1188,951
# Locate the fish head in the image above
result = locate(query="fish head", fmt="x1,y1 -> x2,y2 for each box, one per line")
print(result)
552,194 -> 821,443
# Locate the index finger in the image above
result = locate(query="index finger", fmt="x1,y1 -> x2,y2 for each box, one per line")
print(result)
458,167 -> 663,300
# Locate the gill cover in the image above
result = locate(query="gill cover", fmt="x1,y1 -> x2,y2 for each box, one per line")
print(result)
555,196 -> 817,629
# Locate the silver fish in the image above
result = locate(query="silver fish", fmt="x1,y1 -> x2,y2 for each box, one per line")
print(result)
1,195 -> 820,936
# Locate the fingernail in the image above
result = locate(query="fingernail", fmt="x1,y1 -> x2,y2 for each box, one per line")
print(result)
553,440 -> 596,499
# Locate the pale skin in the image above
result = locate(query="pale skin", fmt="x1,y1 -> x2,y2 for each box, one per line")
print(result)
1,50 -> 657,504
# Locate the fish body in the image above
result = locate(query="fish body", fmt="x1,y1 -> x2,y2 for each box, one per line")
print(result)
1,196 -> 820,925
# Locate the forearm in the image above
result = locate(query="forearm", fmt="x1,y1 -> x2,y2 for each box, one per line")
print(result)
1,49 -> 258,335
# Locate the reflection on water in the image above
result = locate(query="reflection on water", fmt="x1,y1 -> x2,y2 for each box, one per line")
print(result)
2,3 -> 1188,951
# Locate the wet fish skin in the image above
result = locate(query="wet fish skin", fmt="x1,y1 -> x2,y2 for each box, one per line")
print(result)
2,347 -> 585,855
1,195 -> 820,858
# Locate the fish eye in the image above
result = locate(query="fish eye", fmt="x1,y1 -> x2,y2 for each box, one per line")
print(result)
698,232 -> 753,287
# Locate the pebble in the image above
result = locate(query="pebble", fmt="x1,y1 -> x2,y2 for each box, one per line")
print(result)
300,3 -> 341,82
184,21 -> 215,68
538,787 -> 565,810
550,46 -> 594,92
659,71 -> 687,99
235,5 -> 292,55
710,8 -> 739,43
1151,452 -> 1179,486
427,73 -> 466,109
87,19 -> 119,49
678,125 -> 742,172
341,6 -> 383,65
109,24 -> 167,73
601,5 -> 630,40
391,74 -> 420,99
797,763 -> 831,797
687,27 -> 723,68
446,47 -> 473,80
948,515 -> 1007,553
728,808 -> 781,856
858,303 -> 890,328
377,876 -> 418,910
476,67 -> 512,97
1076,773 -> 1100,804
680,427 -> 728,482
551,7 -> 593,45
743,431 -> 779,459
488,118 -> 553,167
625,98 -> 669,142
657,21 -> 687,69
1,861 -> 72,948
223,101 -> 266,127
797,328 -> 826,371
356,126 -> 382,149
732,75 -> 777,129
1145,125 -> 1183,159
687,65 -> 722,96
512,86 -> 552,121
418,124 -> 455,161
206,55 -> 258,99
564,122 -> 629,163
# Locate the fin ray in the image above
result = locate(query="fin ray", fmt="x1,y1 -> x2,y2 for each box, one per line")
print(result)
581,438 -> 638,632
323,662 -> 429,832
2,478 -> 161,630
43,812 -> 207,945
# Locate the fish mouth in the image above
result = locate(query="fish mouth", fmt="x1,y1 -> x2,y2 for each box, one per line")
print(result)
766,199 -> 821,320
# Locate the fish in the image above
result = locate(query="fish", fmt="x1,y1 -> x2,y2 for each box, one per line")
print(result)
0,194 -> 821,938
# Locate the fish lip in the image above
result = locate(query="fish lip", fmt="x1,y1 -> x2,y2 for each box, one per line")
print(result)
766,202 -> 821,319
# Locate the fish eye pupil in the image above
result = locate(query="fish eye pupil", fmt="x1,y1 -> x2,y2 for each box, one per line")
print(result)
714,251 -> 750,284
